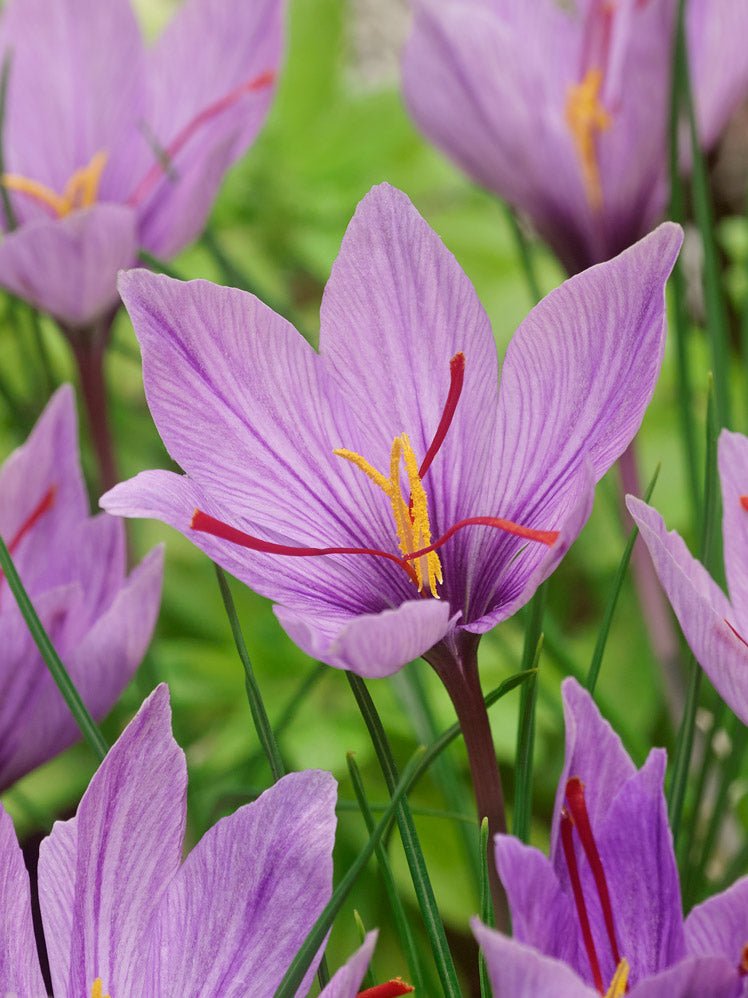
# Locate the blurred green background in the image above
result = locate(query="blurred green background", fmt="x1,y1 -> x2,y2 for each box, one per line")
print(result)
1,0 -> 745,992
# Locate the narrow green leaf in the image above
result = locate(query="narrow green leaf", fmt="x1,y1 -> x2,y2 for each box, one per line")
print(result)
346,673 -> 461,998
502,203 -> 542,305
347,752 -> 424,993
352,909 -> 377,992
214,566 -> 285,782
478,817 -> 493,998
513,635 -> 543,843
0,539 -> 108,761
273,747 -> 427,998
586,464 -> 661,694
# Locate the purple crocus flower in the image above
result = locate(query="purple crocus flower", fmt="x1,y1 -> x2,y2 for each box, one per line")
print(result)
101,183 -> 680,681
0,684 -> 381,996
473,678 -> 747,997
0,385 -> 162,790
0,0 -> 283,329
403,0 -> 748,276
627,431 -> 748,726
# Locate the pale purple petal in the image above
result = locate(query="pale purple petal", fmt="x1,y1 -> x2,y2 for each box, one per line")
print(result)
472,919 -> 596,998
628,956 -> 742,998
0,0 -> 145,200
144,771 -> 337,996
0,806 -> 46,995
627,496 -> 748,725
36,815 -> 77,996
137,0 -> 283,257
38,684 -> 187,997
717,431 -> 748,628
0,205 -> 137,327
685,875 -> 748,970
319,933 -> 378,998
275,599 -> 455,677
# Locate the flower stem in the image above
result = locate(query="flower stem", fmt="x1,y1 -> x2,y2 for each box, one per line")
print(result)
67,312 -> 119,494
426,635 -> 510,931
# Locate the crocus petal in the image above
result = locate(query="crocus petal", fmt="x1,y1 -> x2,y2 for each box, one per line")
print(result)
275,599 -> 455,677
627,956 -> 742,998
0,205 -> 137,327
0,0 -> 146,199
627,496 -> 748,725
717,431 -> 748,629
136,0 -> 283,258
685,875 -> 748,969
687,0 -> 748,153
38,685 -> 187,997
0,806 -> 46,995
144,771 -> 337,997
472,919 -> 596,998
319,932 -> 378,998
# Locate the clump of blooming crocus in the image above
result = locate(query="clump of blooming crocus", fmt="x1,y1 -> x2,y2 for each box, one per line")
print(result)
101,182 -> 680,910
474,678 -> 748,997
0,0 -> 284,330
403,0 -> 748,276
0,684 -> 394,997
628,430 -> 748,726
0,385 -> 162,791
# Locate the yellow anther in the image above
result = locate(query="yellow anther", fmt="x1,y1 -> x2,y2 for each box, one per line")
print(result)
2,149 -> 108,218
565,68 -> 612,212
604,958 -> 630,998
91,979 -> 111,998
334,433 -> 443,597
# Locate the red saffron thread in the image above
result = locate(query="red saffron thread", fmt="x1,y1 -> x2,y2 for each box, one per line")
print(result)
418,351 -> 465,480
404,516 -> 559,561
740,495 -> 748,512
356,981 -> 414,998
0,486 -> 56,590
560,808 -> 605,994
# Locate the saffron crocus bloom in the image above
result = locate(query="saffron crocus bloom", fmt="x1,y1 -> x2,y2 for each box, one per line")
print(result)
403,0 -> 748,275
0,0 -> 283,328
102,184 -> 680,681
628,431 -> 748,726
0,385 -> 162,790
473,678 -> 747,997
0,684 -> 385,997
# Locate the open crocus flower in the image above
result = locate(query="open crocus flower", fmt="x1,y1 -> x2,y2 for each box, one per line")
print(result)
0,684 -> 387,997
0,0 -> 283,329
473,678 -> 747,997
0,385 -> 162,791
102,184 -> 680,682
403,0 -> 748,276
628,430 -> 748,726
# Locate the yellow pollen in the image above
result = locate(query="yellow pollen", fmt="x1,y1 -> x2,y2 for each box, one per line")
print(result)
604,958 -> 630,998
565,68 -> 612,212
91,979 -> 111,998
334,433 -> 443,597
2,150 -> 108,218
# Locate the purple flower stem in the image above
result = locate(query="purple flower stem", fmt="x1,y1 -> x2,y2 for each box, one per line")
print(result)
426,634 -> 510,931
67,311 -> 119,494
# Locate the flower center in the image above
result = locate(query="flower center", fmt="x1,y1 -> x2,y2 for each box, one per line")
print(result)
190,353 -> 560,584
91,980 -> 111,998
1,151 -> 108,218
565,68 -> 611,213
0,485 -> 55,592
560,777 -> 627,995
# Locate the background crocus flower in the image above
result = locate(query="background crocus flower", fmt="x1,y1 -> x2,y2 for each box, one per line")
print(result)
0,0 -> 284,329
402,0 -> 748,276
0,385 -> 162,791
0,684 -> 380,997
473,678 -> 747,997
628,430 -> 748,726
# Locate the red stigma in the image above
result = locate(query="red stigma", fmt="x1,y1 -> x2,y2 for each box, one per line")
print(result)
740,495 -> 748,512
725,618 -> 748,649
561,807 -> 605,994
404,516 -> 559,562
129,69 -> 276,207
739,943 -> 748,976
565,778 -> 622,968
0,486 -> 56,591
356,982 -> 414,998
419,351 -> 465,480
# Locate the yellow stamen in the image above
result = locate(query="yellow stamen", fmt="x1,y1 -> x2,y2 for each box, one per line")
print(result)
565,68 -> 612,212
604,958 -> 630,998
91,979 -> 111,998
2,150 -> 108,218
334,433 -> 443,597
